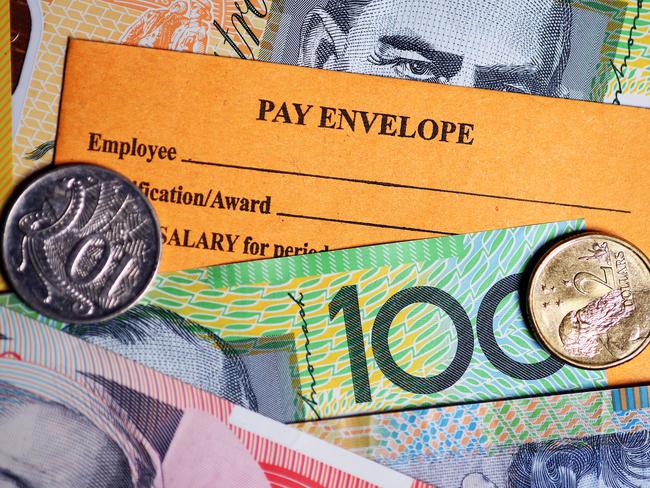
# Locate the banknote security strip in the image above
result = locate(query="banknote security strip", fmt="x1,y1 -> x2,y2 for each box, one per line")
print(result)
612,385 -> 650,412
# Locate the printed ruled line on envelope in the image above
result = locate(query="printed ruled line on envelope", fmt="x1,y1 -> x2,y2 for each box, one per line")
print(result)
182,159 -> 631,214
54,40 -> 649,274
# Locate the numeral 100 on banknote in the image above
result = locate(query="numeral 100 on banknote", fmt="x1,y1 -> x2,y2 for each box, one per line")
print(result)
330,274 -> 563,403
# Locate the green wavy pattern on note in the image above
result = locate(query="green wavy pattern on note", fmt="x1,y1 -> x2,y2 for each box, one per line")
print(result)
0,221 -> 611,421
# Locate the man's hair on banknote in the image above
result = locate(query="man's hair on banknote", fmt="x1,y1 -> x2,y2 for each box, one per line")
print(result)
0,377 -> 156,487
507,430 -> 650,487
64,304 -> 259,411
297,0 -> 573,97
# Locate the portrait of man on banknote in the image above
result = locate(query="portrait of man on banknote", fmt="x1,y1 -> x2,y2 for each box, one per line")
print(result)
507,430 -> 650,487
453,431 -> 650,487
0,377 -> 157,487
64,305 -> 299,422
0,364 -> 271,487
65,305 -> 258,404
298,0 -> 572,97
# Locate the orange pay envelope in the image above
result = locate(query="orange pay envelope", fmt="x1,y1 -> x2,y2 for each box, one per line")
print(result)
55,40 -> 649,273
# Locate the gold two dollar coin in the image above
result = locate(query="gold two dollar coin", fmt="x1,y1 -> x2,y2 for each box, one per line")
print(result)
528,233 -> 650,369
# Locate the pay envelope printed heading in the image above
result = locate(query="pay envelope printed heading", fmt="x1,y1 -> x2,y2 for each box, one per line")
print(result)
56,40 -> 650,273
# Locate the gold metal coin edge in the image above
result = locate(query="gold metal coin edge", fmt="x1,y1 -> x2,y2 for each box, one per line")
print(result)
527,232 -> 650,370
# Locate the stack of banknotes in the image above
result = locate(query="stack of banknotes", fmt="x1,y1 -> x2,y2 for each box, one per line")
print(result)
3,1 -> 650,487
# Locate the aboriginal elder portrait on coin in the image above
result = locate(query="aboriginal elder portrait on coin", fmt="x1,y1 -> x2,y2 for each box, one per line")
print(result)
298,0 -> 572,96
556,283 -> 650,361
529,236 -> 650,368
558,289 -> 633,359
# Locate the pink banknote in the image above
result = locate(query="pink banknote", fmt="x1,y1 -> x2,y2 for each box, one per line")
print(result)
0,307 -> 428,487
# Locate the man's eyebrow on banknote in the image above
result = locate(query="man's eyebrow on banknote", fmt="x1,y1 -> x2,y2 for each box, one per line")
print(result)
371,34 -> 541,90
474,64 -> 542,93
373,35 -> 463,68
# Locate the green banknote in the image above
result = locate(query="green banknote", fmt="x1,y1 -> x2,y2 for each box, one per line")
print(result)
3,220 -> 621,424
296,385 -> 650,487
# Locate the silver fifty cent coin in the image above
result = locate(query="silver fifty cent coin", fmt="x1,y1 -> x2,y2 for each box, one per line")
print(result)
2,164 -> 161,323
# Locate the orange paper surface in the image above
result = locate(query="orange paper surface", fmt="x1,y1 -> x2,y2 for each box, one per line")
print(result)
56,40 -> 650,383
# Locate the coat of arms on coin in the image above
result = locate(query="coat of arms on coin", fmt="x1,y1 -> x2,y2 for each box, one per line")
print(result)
2,164 -> 161,323
528,233 -> 650,369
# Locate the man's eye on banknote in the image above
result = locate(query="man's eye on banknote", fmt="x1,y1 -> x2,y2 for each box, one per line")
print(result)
298,0 -> 571,97
366,37 -> 465,83
3,0 -> 650,487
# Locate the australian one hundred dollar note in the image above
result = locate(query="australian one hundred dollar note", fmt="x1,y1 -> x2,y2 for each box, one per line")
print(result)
6,220 -> 650,425
7,0 -> 650,208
